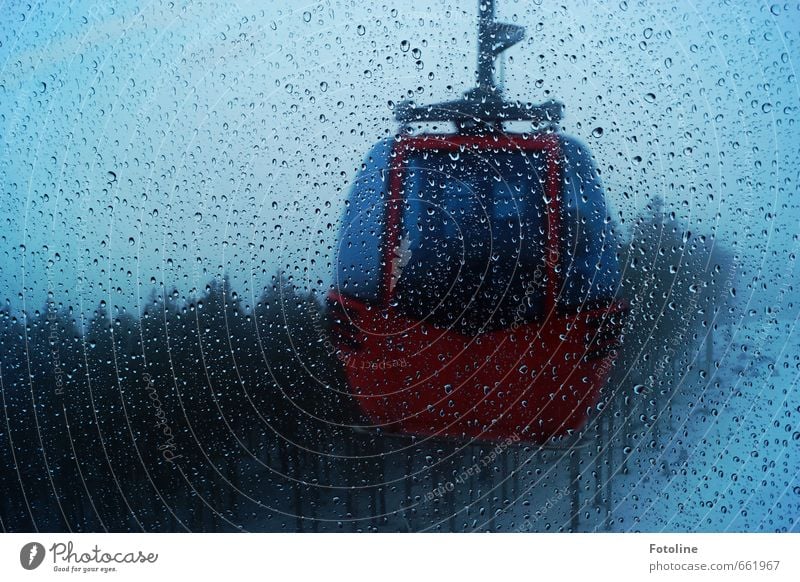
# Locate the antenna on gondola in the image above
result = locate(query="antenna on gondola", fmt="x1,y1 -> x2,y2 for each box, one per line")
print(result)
475,0 -> 524,93
395,0 -> 563,130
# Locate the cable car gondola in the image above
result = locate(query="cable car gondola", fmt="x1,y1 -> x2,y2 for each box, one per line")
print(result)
328,0 -> 626,443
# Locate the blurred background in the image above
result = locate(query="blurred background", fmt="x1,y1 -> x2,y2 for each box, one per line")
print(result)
0,0 -> 797,532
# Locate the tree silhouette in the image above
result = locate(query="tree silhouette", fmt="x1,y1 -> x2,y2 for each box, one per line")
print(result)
0,231 -> 736,531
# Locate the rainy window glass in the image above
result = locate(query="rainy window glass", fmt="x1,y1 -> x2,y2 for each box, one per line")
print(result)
0,0 -> 797,542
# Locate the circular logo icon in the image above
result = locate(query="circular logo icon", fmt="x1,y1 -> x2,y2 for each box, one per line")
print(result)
20,542 -> 46,570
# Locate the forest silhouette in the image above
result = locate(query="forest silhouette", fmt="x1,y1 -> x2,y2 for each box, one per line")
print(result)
0,201 -> 736,532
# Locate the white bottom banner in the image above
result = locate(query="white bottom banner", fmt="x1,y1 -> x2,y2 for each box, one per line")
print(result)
1,533 -> 798,581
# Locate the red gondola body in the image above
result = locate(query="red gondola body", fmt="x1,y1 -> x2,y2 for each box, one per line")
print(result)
328,134 -> 626,443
